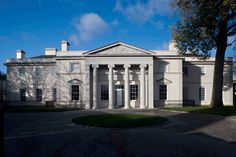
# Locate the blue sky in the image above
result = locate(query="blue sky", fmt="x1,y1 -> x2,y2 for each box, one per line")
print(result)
0,0 -> 235,73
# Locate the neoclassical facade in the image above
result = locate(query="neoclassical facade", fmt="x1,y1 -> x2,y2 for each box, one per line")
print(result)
5,41 -> 234,108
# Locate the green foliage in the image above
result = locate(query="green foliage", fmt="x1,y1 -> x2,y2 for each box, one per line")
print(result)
172,0 -> 236,59
72,114 -> 168,128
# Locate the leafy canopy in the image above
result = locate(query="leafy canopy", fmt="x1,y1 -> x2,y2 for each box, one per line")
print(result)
172,0 -> 236,58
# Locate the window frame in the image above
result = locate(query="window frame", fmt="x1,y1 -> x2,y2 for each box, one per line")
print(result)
159,84 -> 167,100
52,88 -> 57,101
199,87 -> 206,101
20,88 -> 26,102
71,85 -> 79,100
19,67 -> 25,76
35,67 -> 41,77
130,84 -> 138,100
70,63 -> 80,73
36,88 -> 42,102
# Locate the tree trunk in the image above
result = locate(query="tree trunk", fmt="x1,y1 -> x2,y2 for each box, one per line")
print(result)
210,44 -> 227,108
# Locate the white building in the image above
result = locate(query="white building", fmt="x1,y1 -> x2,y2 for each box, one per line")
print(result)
4,41 -> 234,108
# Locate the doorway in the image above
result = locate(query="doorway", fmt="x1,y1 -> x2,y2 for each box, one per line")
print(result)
115,85 -> 124,108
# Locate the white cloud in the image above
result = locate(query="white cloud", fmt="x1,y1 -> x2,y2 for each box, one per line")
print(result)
70,13 -> 108,46
114,0 -> 172,24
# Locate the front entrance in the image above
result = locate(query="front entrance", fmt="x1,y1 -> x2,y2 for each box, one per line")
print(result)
115,85 -> 124,108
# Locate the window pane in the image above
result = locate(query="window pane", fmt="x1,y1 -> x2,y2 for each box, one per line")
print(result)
52,88 -> 57,101
71,63 -> 80,72
199,87 -> 205,101
36,88 -> 42,102
159,85 -> 167,100
19,67 -> 25,76
130,85 -> 138,100
101,85 -> 109,100
71,85 -> 79,100
36,68 -> 41,76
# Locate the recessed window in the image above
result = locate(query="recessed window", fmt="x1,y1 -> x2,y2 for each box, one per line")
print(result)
36,67 -> 41,76
159,85 -> 167,100
101,85 -> 109,100
71,63 -> 80,72
20,89 -> 26,102
199,87 -> 205,101
183,66 -> 188,76
200,66 -> 206,75
36,88 -> 42,102
130,85 -> 138,100
19,67 -> 25,76
71,85 -> 79,100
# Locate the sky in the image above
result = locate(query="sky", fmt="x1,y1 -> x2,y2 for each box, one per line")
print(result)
0,0 -> 235,73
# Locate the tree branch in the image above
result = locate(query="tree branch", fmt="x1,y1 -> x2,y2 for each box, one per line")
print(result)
227,23 -> 236,32
228,30 -> 236,36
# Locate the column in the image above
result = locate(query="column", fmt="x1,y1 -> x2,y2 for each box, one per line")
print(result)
92,64 -> 99,109
148,64 -> 154,109
140,64 -> 146,109
124,64 -> 131,109
108,64 -> 114,109
85,64 -> 90,109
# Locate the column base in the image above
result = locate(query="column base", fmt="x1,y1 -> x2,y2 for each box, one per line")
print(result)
139,106 -> 146,109
108,106 -> 114,109
92,106 -> 97,109
85,105 -> 90,109
124,106 -> 130,109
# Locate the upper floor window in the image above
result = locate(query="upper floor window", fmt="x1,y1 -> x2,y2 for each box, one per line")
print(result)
159,85 -> 167,100
71,63 -> 80,72
200,66 -> 206,75
183,67 -> 188,76
51,67 -> 56,76
19,67 -> 25,76
199,87 -> 205,101
159,63 -> 169,73
36,67 -> 41,76
130,85 -> 138,100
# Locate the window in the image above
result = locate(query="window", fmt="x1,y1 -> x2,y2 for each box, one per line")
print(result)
200,66 -> 205,75
183,67 -> 188,76
51,67 -> 56,76
36,88 -> 42,102
19,67 -> 25,76
20,89 -> 26,102
71,85 -> 79,100
71,63 -> 80,72
130,85 -> 138,100
159,85 -> 167,100
36,67 -> 41,76
101,85 -> 109,100
52,88 -> 57,101
159,63 -> 169,72
199,87 -> 205,101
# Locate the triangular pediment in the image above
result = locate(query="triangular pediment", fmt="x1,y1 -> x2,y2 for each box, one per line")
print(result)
68,79 -> 83,85
84,42 -> 154,56
156,78 -> 172,84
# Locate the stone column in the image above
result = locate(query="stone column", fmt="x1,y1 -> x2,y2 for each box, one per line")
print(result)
148,64 -> 154,109
124,64 -> 131,109
92,64 -> 99,109
140,64 -> 146,109
85,64 -> 90,109
108,64 -> 114,109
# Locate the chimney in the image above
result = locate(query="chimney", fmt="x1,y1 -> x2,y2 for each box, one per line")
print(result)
16,50 -> 25,59
169,40 -> 177,51
61,40 -> 70,51
45,48 -> 57,55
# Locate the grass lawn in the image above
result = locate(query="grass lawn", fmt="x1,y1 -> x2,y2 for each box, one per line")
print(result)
162,106 -> 236,116
3,106 -> 81,113
72,114 -> 168,128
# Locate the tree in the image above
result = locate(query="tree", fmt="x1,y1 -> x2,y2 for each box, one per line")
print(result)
172,0 -> 236,108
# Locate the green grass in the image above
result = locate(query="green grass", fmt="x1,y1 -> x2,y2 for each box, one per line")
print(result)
162,106 -> 236,116
72,114 -> 168,128
3,107 -> 81,113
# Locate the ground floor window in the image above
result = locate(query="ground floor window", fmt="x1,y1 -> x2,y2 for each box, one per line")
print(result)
36,88 -> 42,102
199,87 -> 205,101
52,88 -> 57,101
101,85 -> 109,100
71,85 -> 79,100
130,85 -> 138,100
20,89 -> 26,102
159,85 -> 167,100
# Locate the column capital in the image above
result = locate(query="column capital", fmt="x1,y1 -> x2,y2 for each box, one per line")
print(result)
124,64 -> 131,69
139,64 -> 147,69
108,64 -> 115,69
92,64 -> 99,68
